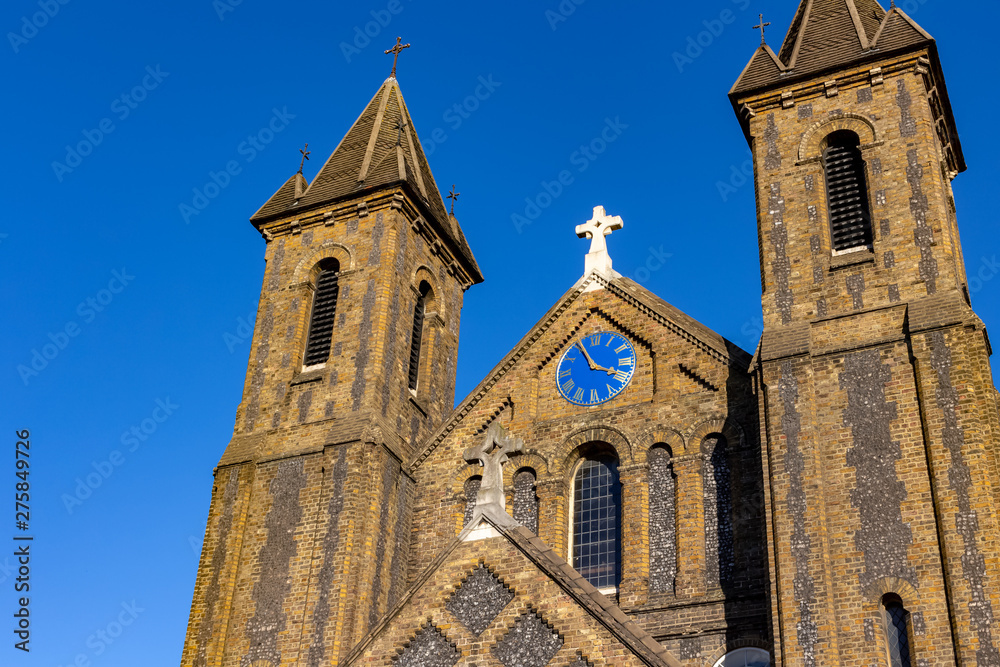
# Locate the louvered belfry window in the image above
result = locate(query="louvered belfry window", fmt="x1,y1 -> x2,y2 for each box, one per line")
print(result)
408,282 -> 431,391
823,130 -> 873,252
303,259 -> 340,367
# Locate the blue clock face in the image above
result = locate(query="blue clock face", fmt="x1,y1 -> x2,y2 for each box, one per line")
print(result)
556,331 -> 636,406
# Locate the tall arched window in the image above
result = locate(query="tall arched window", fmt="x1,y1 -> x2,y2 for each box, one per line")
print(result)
572,454 -> 621,591
703,435 -> 734,589
304,259 -> 340,367
512,469 -> 539,534
648,446 -> 677,594
408,281 -> 432,391
883,594 -> 913,667
824,130 -> 873,252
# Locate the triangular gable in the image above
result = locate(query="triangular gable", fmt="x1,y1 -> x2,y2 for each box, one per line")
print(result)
731,44 -> 786,96
250,172 -> 308,221
344,508 -> 680,666
870,6 -> 933,51
409,271 -> 750,472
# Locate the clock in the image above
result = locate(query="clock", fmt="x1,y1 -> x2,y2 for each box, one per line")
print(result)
556,331 -> 636,406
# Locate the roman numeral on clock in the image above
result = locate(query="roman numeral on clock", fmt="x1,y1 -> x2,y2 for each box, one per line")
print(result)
619,357 -> 633,367
561,380 -> 575,394
559,369 -> 571,379
573,387 -> 585,402
590,389 -> 600,403
615,343 -> 629,353
614,370 -> 629,383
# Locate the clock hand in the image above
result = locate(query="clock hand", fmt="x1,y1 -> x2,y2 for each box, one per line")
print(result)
576,342 -> 600,371
576,342 -> 618,375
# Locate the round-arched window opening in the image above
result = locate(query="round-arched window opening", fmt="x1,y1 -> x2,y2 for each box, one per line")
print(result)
713,647 -> 771,667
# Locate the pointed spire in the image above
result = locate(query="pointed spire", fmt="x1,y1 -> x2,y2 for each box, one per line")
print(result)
732,0 -> 934,95
249,77 -> 483,283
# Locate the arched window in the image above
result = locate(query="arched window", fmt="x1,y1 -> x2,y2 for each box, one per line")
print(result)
648,446 -> 677,594
304,259 -> 340,367
703,436 -> 734,589
713,647 -> 771,667
572,454 -> 621,591
823,130 -> 873,253
883,594 -> 913,667
512,469 -> 539,534
463,476 -> 481,526
408,281 -> 432,391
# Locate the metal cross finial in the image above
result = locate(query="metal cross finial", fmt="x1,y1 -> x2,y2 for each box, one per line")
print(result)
447,185 -> 460,215
385,37 -> 411,78
298,143 -> 311,174
395,119 -> 406,146
463,423 -> 523,513
753,13 -> 771,44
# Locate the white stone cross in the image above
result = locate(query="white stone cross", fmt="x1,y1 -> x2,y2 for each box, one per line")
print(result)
576,205 -> 623,275
463,422 -> 523,513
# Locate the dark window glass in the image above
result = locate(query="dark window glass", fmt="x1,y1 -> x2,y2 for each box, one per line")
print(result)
304,260 -> 340,366
573,457 -> 621,590
824,130 -> 873,252
884,595 -> 913,667
408,282 -> 431,391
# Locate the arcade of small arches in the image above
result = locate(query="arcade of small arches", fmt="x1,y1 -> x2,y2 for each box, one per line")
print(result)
456,420 -> 750,597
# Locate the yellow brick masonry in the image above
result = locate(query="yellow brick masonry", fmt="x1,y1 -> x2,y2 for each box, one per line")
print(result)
735,47 -> 1000,666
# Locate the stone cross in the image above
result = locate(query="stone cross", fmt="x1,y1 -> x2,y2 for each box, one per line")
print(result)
298,143 -> 310,174
575,205 -> 624,275
463,423 -> 524,513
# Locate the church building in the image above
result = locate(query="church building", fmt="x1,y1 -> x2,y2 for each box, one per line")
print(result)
180,1 -> 1000,665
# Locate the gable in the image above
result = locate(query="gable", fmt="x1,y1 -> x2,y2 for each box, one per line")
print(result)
410,271 -> 750,473
344,512 -> 680,666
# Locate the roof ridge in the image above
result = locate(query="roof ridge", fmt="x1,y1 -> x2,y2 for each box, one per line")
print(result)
870,5 -> 933,47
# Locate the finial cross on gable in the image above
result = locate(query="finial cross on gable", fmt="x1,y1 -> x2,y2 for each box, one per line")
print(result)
298,143 -> 311,174
576,205 -> 623,258
385,37 -> 411,78
753,14 -> 771,45
463,423 -> 523,512
447,184 -> 460,215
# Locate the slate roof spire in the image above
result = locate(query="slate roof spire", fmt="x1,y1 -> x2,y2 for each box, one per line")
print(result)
731,0 -> 934,94
251,76 -> 482,283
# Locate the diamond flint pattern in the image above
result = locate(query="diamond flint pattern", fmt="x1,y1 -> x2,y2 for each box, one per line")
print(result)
492,611 -> 563,667
394,624 -> 459,667
445,564 -> 514,636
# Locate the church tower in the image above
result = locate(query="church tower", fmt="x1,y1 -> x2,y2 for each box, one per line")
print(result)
732,2 -> 1000,665
180,71 -> 482,667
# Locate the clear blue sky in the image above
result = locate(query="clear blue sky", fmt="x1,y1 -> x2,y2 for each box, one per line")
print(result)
2,0 -> 998,664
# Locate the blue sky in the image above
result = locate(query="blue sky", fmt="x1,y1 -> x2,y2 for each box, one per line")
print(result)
2,0 -> 998,665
